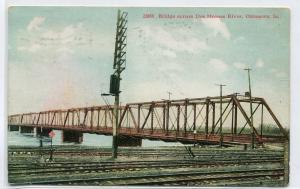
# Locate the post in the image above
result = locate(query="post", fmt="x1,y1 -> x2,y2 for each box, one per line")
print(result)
49,137 -> 53,161
111,10 -> 128,159
137,105 -> 141,132
166,101 -> 170,135
234,102 -> 238,135
184,99 -> 188,135
113,10 -> 121,158
220,86 -> 223,146
150,104 -> 154,133
231,102 -> 234,140
112,94 -> 119,158
245,68 -> 255,149
38,127 -> 43,162
39,127 -> 43,147
212,102 -> 215,134
177,105 -> 180,135
261,104 -> 263,137
48,130 -> 55,161
167,91 -> 172,100
216,84 -> 226,147
205,99 -> 209,138
193,104 -> 196,132
163,105 -> 166,131
39,135 -> 43,147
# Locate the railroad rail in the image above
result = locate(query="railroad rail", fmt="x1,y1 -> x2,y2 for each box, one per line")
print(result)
8,145 -> 286,186
9,168 -> 284,186
8,159 -> 283,175
8,146 -> 284,159
9,150 -> 284,158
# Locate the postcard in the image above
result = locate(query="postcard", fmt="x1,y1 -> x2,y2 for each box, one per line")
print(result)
7,7 -> 290,187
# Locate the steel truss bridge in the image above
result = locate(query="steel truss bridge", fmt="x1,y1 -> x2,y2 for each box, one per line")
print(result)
8,95 -> 288,145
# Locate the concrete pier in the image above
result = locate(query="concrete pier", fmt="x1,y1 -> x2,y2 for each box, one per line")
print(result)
118,136 -> 142,147
62,130 -> 83,143
9,125 -> 19,132
20,126 -> 34,134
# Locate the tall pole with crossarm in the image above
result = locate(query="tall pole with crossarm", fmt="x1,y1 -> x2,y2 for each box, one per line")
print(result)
244,68 -> 255,149
110,10 -> 128,159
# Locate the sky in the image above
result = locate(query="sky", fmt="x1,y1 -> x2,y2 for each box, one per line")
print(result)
8,7 -> 290,127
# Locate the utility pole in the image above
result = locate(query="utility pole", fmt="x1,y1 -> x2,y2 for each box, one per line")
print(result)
167,91 -> 172,100
215,84 -> 226,147
39,127 -> 43,147
110,10 -> 128,159
244,68 -> 255,149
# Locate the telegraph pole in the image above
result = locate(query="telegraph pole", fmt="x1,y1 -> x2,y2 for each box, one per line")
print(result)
215,84 -> 226,147
244,68 -> 255,149
167,91 -> 172,100
110,10 -> 128,159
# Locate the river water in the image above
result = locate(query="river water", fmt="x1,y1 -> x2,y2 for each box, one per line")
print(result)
7,130 -> 182,147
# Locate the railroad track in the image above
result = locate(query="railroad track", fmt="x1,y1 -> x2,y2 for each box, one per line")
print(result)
9,157 -> 283,168
9,155 -> 284,167
8,148 -> 283,153
10,168 -> 284,186
8,146 -> 286,186
8,149 -> 283,158
8,158 -> 283,176
8,146 -> 283,154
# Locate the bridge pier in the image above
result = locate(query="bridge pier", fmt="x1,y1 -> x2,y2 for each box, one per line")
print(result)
118,136 -> 142,147
20,126 -> 34,134
9,125 -> 19,131
62,130 -> 83,143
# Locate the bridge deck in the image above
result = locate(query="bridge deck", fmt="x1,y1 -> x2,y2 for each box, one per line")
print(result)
9,123 -> 285,144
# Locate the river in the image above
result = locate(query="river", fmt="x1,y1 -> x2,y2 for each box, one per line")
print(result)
7,130 -> 182,147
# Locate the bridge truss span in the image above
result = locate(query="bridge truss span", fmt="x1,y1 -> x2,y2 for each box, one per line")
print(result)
8,95 -> 288,145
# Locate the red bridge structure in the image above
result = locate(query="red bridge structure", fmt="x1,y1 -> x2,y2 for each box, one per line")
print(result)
8,94 -> 288,146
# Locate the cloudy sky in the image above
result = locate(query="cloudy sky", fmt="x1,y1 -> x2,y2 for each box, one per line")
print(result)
8,7 -> 290,126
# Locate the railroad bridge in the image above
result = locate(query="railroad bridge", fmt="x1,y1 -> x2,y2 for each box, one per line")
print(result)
8,94 -> 288,146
